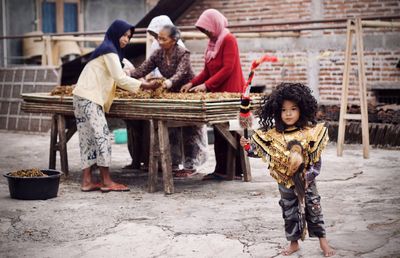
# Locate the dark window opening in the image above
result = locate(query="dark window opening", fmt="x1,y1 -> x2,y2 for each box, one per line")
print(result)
375,89 -> 400,104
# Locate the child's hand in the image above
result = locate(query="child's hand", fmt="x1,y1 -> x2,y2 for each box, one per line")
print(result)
288,151 -> 303,176
240,136 -> 250,148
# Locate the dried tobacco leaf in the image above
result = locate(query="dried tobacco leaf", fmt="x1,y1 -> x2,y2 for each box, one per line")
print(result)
9,168 -> 47,177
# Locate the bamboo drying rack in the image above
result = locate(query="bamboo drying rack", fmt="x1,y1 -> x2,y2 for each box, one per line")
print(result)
21,92 -> 260,194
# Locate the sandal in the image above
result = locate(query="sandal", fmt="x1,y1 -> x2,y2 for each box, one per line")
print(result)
234,174 -> 243,180
202,172 -> 226,181
174,169 -> 196,178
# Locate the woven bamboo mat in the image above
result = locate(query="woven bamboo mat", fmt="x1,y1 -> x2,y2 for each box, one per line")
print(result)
21,93 -> 261,124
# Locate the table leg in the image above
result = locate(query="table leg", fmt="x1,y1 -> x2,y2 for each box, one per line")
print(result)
49,115 -> 58,169
148,119 -> 159,193
57,114 -> 69,176
158,120 -> 174,194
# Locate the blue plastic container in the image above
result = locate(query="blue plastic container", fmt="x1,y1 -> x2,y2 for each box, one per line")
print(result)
113,128 -> 127,144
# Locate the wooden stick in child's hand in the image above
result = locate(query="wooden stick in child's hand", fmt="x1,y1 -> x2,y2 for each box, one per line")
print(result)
240,136 -> 251,151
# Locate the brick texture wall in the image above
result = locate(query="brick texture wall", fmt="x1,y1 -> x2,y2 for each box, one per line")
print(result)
178,0 -> 312,24
323,0 -> 400,19
191,51 -> 309,91
318,50 -> 400,103
178,0 -> 400,106
0,67 -> 60,132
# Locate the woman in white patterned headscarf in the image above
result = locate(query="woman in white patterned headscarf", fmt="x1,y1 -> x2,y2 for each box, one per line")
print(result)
147,16 -> 185,51
125,16 -> 208,177
146,15 -> 186,78
145,17 -> 207,176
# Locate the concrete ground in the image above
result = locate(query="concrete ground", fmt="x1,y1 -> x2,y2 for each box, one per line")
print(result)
0,130 -> 399,258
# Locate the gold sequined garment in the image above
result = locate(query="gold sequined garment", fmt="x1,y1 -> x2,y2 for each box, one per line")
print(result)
252,123 -> 329,188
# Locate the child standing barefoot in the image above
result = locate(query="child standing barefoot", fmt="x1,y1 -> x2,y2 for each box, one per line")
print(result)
240,82 -> 335,257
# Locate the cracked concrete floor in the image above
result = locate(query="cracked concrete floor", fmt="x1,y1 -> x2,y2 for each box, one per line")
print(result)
0,131 -> 399,258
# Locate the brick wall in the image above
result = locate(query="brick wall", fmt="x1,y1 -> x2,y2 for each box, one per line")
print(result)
323,0 -> 400,19
318,50 -> 400,103
178,0 -> 400,106
0,67 -> 60,132
178,0 -> 312,24
191,51 -> 309,91
178,0 -> 400,25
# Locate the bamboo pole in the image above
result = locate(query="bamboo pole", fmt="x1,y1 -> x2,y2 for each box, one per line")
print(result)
337,20 -> 354,157
361,20 -> 400,28
337,18 -> 370,159
182,31 -> 300,39
355,18 -> 370,159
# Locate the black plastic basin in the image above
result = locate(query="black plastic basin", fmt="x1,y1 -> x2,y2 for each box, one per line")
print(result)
3,169 -> 62,200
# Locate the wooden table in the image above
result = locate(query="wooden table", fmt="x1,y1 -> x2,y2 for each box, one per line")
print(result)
21,93 -> 260,194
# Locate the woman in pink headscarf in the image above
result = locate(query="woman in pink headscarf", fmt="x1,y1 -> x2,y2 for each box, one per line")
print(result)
181,9 -> 245,180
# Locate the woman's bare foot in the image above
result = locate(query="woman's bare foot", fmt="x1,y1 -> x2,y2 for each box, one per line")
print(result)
81,182 -> 102,192
281,241 -> 300,256
100,181 -> 130,192
319,238 -> 335,257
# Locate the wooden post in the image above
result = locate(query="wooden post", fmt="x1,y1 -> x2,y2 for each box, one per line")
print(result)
55,0 -> 64,33
237,131 -> 252,182
355,18 -> 370,158
226,144 -> 236,180
57,114 -> 69,174
158,120 -> 174,194
214,124 -> 238,150
361,20 -> 400,28
148,119 -> 159,193
337,18 -> 370,159
49,115 -> 58,169
48,115 -> 75,176
337,20 -> 353,156
146,33 -> 153,59
214,123 -> 252,181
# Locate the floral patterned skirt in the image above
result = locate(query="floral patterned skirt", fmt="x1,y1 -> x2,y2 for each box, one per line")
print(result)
73,95 -> 112,169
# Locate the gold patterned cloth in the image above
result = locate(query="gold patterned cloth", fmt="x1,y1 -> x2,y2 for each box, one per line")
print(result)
251,123 -> 329,188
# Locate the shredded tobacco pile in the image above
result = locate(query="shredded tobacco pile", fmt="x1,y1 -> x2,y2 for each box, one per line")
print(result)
49,85 -> 260,100
50,85 -> 75,96
9,168 -> 47,177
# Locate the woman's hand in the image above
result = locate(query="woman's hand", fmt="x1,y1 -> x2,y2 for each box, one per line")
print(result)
140,81 -> 159,90
189,83 -> 207,93
240,136 -> 250,148
180,82 -> 193,93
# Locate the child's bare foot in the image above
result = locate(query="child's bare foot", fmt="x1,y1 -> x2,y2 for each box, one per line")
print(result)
281,241 -> 300,256
319,238 -> 335,257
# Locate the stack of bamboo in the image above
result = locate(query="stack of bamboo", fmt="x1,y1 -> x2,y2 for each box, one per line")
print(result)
21,92 -> 262,124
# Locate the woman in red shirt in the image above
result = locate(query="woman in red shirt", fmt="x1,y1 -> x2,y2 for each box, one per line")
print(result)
181,9 -> 245,180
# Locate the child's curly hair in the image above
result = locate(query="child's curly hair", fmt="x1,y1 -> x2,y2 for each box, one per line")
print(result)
257,82 -> 318,132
